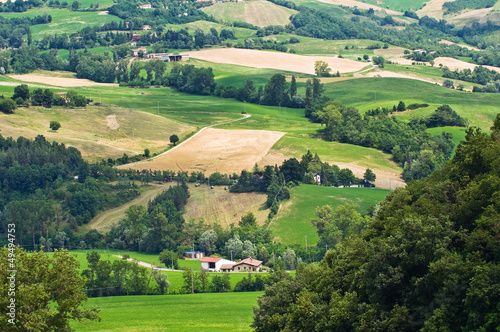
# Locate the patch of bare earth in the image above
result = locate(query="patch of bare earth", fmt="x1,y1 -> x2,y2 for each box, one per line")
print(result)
317,0 -> 403,15
189,48 -> 367,75
417,0 -> 456,19
121,128 -> 285,175
258,149 -> 405,190
8,75 -> 118,87
106,115 -> 120,130
184,184 -> 269,228
356,68 -> 436,85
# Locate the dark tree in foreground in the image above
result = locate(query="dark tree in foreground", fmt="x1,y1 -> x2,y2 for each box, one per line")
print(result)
170,134 -> 179,146
363,168 -> 376,185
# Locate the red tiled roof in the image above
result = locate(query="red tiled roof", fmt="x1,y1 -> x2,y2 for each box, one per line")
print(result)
234,258 -> 262,267
220,264 -> 235,270
201,257 -> 221,263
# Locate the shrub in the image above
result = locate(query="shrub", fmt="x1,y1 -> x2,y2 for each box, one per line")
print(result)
49,121 -> 61,131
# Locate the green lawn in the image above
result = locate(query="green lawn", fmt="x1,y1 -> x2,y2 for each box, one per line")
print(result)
364,0 -> 426,11
270,185 -> 390,245
71,292 -> 261,331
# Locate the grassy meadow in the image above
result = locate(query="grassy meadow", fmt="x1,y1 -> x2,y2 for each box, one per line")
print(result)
71,292 -> 261,331
270,185 -> 390,245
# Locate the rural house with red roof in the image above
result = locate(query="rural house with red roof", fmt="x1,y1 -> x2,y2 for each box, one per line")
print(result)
201,257 -> 236,272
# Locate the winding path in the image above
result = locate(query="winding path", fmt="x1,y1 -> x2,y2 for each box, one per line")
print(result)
114,255 -> 183,272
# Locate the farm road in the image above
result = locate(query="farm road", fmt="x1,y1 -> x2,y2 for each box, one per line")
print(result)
114,255 -> 183,272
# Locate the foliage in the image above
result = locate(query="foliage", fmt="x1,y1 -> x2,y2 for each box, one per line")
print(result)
0,97 -> 16,114
169,134 -> 179,146
443,0 -> 497,13
159,249 -> 179,270
253,115 -> 500,331
0,248 -> 100,330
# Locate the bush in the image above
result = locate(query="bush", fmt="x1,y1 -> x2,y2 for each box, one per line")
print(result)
49,121 -> 61,131
0,98 -> 17,114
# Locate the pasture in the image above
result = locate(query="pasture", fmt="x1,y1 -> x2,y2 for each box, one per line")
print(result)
201,0 -> 297,27
0,9 -> 121,40
270,185 -> 390,245
71,292 -> 261,331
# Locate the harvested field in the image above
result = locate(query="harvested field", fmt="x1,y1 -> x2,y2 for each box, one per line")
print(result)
8,74 -> 118,87
201,1 -> 297,27
433,57 -> 500,73
121,128 -> 285,174
357,68 -> 436,84
184,184 -> 269,228
0,106 -> 194,162
447,7 -> 498,27
317,0 -> 403,15
87,184 -> 170,232
417,0 -> 455,19
189,48 -> 367,75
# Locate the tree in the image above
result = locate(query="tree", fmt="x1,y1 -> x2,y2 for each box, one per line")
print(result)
239,212 -> 257,228
210,274 -> 231,292
0,248 -> 100,330
12,84 -> 29,101
290,75 -> 297,97
314,61 -> 331,76
443,79 -> 454,89
363,168 -> 376,186
0,98 -> 17,114
170,134 -> 179,146
225,234 -> 243,260
283,248 -> 297,270
397,101 -> 406,112
199,230 -> 217,255
49,121 -> 61,131
71,0 -> 80,10
159,249 -> 179,270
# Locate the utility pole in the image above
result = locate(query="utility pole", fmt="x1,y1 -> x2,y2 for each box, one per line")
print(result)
325,244 -> 329,252
191,267 -> 194,294
230,250 -> 233,262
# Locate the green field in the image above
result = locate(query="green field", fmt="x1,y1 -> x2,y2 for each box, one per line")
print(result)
71,292 -> 261,331
270,185 -> 390,245
1,9 -> 121,40
320,78 -> 500,130
364,0 -> 427,11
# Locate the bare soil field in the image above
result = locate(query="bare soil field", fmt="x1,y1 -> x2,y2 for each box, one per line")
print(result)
317,0 -> 402,15
201,1 -> 297,27
357,68 -> 436,84
189,48 -> 367,75
184,184 -> 269,228
121,128 -> 285,174
8,74 -> 118,87
417,0 -> 455,19
433,57 -> 500,73
87,184 -> 171,232
0,106 -> 194,162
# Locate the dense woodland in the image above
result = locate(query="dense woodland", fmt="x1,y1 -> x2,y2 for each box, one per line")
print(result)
253,113 -> 500,331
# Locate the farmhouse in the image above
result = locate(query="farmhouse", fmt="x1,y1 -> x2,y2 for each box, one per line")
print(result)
131,47 -> 147,57
201,257 -> 236,272
232,258 -> 263,272
139,3 -> 152,9
142,25 -> 152,31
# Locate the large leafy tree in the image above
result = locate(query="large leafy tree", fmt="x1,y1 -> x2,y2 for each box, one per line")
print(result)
253,114 -> 500,331
0,248 -> 100,331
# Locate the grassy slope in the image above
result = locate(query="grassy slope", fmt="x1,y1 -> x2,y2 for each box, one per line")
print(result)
71,292 -> 260,331
320,78 -> 500,130
364,0 -> 427,12
1,8 -> 121,39
201,1 -> 297,27
271,185 -> 390,245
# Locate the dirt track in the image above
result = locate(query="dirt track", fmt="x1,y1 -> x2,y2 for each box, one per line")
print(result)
189,48 -> 367,75
8,75 -> 118,87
